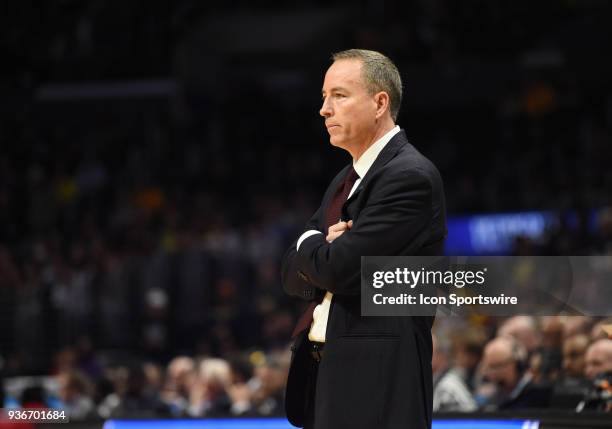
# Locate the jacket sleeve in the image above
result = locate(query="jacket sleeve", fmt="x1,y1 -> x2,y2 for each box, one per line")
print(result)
280,206 -> 323,300
294,169 -> 433,296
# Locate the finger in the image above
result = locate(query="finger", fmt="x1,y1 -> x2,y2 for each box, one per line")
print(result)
347,220 -> 353,228
327,231 -> 340,240
328,227 -> 349,241
333,221 -> 348,230
326,231 -> 340,243
328,222 -> 347,234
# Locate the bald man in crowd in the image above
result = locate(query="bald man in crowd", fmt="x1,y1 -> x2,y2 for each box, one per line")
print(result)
479,336 -> 551,410
584,338 -> 612,380
498,316 -> 540,355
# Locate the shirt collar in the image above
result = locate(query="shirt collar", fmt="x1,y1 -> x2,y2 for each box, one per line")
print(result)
353,125 -> 401,179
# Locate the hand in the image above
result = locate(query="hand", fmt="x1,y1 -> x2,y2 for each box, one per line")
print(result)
326,220 -> 353,243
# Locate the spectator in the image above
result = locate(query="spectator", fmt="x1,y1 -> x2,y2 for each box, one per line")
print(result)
563,316 -> 593,339
248,353 -> 287,416
563,335 -> 591,379
452,329 -> 486,391
143,362 -> 164,395
591,318 -> 612,341
550,334 -> 592,409
187,358 -> 232,417
56,369 -> 95,420
578,338 -> 612,412
479,336 -> 551,410
432,334 -> 477,412
584,339 -> 612,380
532,317 -> 563,383
104,363 -> 169,418
498,316 -> 541,356
227,357 -> 254,416
19,386 -> 46,408
0,377 -> 35,429
160,356 -> 196,416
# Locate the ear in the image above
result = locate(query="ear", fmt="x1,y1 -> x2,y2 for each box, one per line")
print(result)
374,91 -> 390,119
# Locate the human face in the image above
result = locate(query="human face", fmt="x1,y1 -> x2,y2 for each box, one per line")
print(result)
562,337 -> 588,378
320,59 -> 379,153
585,343 -> 612,379
482,345 -> 519,392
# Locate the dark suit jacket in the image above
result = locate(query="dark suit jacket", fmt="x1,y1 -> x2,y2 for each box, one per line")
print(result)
281,130 -> 447,429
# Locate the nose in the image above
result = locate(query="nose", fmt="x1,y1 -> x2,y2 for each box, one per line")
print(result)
320,97 -> 332,118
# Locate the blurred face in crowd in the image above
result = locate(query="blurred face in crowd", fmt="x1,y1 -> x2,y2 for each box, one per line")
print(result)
57,373 -> 74,402
165,356 -> 196,397
482,338 -> 520,393
320,59 -> 389,159
455,344 -> 482,373
453,330 -> 485,373
199,358 -> 231,399
57,371 -> 89,403
431,335 -> 447,375
590,319 -> 612,340
563,316 -> 592,338
562,334 -> 589,378
255,364 -> 286,396
541,316 -> 563,348
498,316 -> 540,353
584,339 -> 612,379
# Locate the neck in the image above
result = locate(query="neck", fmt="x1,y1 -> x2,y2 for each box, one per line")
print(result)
349,118 -> 396,161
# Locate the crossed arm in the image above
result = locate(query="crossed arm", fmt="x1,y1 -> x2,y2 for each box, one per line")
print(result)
281,168 -> 433,298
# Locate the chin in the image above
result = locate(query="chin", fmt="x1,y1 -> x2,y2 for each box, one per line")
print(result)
328,137 -> 346,149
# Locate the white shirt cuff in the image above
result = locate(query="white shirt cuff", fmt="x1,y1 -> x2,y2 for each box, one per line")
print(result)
297,230 -> 323,251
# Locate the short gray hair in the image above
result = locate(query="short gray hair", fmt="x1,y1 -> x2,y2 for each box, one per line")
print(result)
332,49 -> 403,121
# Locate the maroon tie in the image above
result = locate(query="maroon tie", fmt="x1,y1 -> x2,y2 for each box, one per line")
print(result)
291,166 -> 360,338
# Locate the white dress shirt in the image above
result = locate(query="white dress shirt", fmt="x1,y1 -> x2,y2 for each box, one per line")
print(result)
296,125 -> 401,342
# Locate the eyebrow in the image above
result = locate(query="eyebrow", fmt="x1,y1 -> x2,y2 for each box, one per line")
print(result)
322,86 -> 349,95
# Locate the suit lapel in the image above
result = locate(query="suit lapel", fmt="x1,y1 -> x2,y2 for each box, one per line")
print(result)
344,130 -> 408,204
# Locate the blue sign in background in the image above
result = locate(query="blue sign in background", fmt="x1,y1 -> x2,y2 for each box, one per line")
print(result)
445,211 -> 554,255
445,209 -> 598,255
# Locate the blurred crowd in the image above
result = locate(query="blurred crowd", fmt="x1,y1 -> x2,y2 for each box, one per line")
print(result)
432,316 -> 612,414
1,316 -> 611,420
2,346 -> 291,419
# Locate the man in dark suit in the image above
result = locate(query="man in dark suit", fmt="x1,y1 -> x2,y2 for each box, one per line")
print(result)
281,49 -> 447,429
